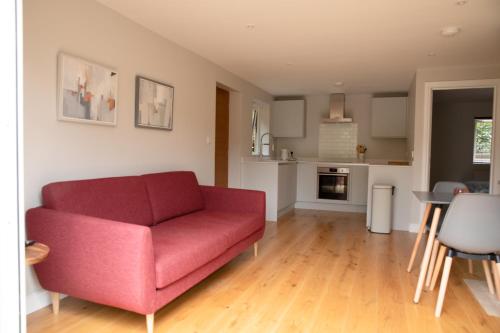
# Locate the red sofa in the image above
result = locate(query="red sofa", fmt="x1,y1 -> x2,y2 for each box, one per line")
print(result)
26,171 -> 265,332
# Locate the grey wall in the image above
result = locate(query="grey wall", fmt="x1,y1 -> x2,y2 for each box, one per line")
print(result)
430,95 -> 493,188
276,94 -> 407,159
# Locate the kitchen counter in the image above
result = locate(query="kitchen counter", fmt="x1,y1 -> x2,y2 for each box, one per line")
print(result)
243,156 -> 411,166
242,157 -> 298,165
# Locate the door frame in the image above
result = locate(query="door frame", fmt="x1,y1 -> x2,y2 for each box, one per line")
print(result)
422,79 -> 500,194
0,0 -> 24,332
214,86 -> 230,187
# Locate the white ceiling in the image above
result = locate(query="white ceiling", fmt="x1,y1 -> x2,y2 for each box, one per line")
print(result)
97,0 -> 500,96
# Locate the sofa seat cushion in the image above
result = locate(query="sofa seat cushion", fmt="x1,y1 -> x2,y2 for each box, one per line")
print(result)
151,210 -> 263,289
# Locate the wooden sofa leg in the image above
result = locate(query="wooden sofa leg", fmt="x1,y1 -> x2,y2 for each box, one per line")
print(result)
50,292 -> 59,314
254,242 -> 258,257
146,313 -> 154,333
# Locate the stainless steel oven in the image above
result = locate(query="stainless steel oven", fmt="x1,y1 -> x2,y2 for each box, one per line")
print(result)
317,167 -> 350,200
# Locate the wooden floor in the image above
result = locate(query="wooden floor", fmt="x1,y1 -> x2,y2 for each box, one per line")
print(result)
28,210 -> 500,333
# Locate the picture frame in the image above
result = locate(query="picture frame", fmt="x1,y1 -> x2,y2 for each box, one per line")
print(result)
57,53 -> 118,126
135,76 -> 174,130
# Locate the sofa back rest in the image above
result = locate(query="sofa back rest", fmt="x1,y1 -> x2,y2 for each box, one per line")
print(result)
42,176 -> 154,226
141,171 -> 205,224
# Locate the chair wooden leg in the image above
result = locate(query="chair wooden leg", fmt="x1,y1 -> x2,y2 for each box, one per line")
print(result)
414,207 -> 441,304
468,259 -> 474,274
491,260 -> 500,301
425,239 -> 440,290
435,256 -> 453,317
254,242 -> 258,257
407,203 -> 432,272
50,292 -> 59,315
146,313 -> 154,333
430,245 -> 447,291
482,260 -> 495,295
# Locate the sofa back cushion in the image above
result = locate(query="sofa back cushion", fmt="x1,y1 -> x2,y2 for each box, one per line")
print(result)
42,176 -> 154,226
141,171 -> 205,224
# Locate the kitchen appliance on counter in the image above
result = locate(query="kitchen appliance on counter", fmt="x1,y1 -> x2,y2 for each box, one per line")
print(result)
280,148 -> 289,161
317,166 -> 350,200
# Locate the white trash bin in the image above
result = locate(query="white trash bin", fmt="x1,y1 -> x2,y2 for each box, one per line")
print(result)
370,184 -> 394,234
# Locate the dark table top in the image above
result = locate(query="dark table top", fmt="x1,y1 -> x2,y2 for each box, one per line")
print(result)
412,191 -> 454,205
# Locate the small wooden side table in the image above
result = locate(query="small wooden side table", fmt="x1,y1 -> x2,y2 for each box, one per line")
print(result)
26,242 -> 50,266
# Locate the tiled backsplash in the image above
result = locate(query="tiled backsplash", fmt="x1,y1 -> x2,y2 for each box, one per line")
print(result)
319,123 -> 358,158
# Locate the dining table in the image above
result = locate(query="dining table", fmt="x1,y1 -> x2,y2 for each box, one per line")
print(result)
410,190 -> 455,304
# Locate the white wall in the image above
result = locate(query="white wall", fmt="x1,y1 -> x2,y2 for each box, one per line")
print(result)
277,94 -> 408,160
24,0 -> 271,313
407,65 -> 500,231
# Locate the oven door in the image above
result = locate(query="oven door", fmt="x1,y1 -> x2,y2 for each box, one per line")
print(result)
317,172 -> 349,200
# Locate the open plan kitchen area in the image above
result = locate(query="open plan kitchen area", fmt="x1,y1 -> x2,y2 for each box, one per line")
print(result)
241,93 -> 413,232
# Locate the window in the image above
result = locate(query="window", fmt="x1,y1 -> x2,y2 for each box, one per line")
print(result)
250,100 -> 270,156
251,108 -> 259,155
473,118 -> 493,164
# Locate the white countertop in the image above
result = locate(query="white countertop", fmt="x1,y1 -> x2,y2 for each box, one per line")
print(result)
242,156 -> 411,166
242,156 -> 298,165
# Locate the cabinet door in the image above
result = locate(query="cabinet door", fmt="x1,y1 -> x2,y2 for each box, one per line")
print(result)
296,163 -> 317,202
350,166 -> 369,205
371,97 -> 407,138
271,100 -> 305,137
278,163 -> 297,210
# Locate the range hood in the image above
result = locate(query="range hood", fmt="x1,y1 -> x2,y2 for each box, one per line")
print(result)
322,93 -> 352,123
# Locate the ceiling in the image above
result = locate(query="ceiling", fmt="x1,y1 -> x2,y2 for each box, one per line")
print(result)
97,0 -> 500,96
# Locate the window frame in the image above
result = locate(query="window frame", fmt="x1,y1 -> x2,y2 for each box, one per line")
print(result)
472,117 -> 493,165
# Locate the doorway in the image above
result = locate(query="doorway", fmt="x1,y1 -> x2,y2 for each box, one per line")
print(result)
215,87 -> 229,187
430,88 -> 494,193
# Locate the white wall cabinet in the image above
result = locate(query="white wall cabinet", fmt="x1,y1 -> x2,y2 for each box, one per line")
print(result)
371,97 -> 407,138
271,100 -> 305,138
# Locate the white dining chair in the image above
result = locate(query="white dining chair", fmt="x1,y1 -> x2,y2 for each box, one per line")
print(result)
434,193 -> 500,317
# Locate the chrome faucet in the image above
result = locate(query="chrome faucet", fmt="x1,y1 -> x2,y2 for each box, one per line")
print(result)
259,132 -> 274,158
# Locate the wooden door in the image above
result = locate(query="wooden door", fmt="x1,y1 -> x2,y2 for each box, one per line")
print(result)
215,87 -> 229,187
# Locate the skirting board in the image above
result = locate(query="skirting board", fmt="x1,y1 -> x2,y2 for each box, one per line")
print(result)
295,201 -> 367,213
278,204 -> 295,219
27,289 -> 67,314
408,223 -> 419,233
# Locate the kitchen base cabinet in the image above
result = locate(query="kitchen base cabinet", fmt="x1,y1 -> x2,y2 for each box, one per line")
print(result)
295,162 -> 368,213
296,163 -> 317,202
241,161 -> 297,221
366,165 -> 412,231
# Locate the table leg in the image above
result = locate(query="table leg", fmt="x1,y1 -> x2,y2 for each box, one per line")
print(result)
413,206 -> 441,303
407,203 -> 432,272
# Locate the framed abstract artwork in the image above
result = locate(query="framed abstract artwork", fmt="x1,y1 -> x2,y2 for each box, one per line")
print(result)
135,76 -> 174,130
57,53 -> 118,126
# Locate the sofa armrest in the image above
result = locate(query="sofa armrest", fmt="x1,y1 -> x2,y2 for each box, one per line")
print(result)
200,186 -> 266,219
26,207 -> 156,315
